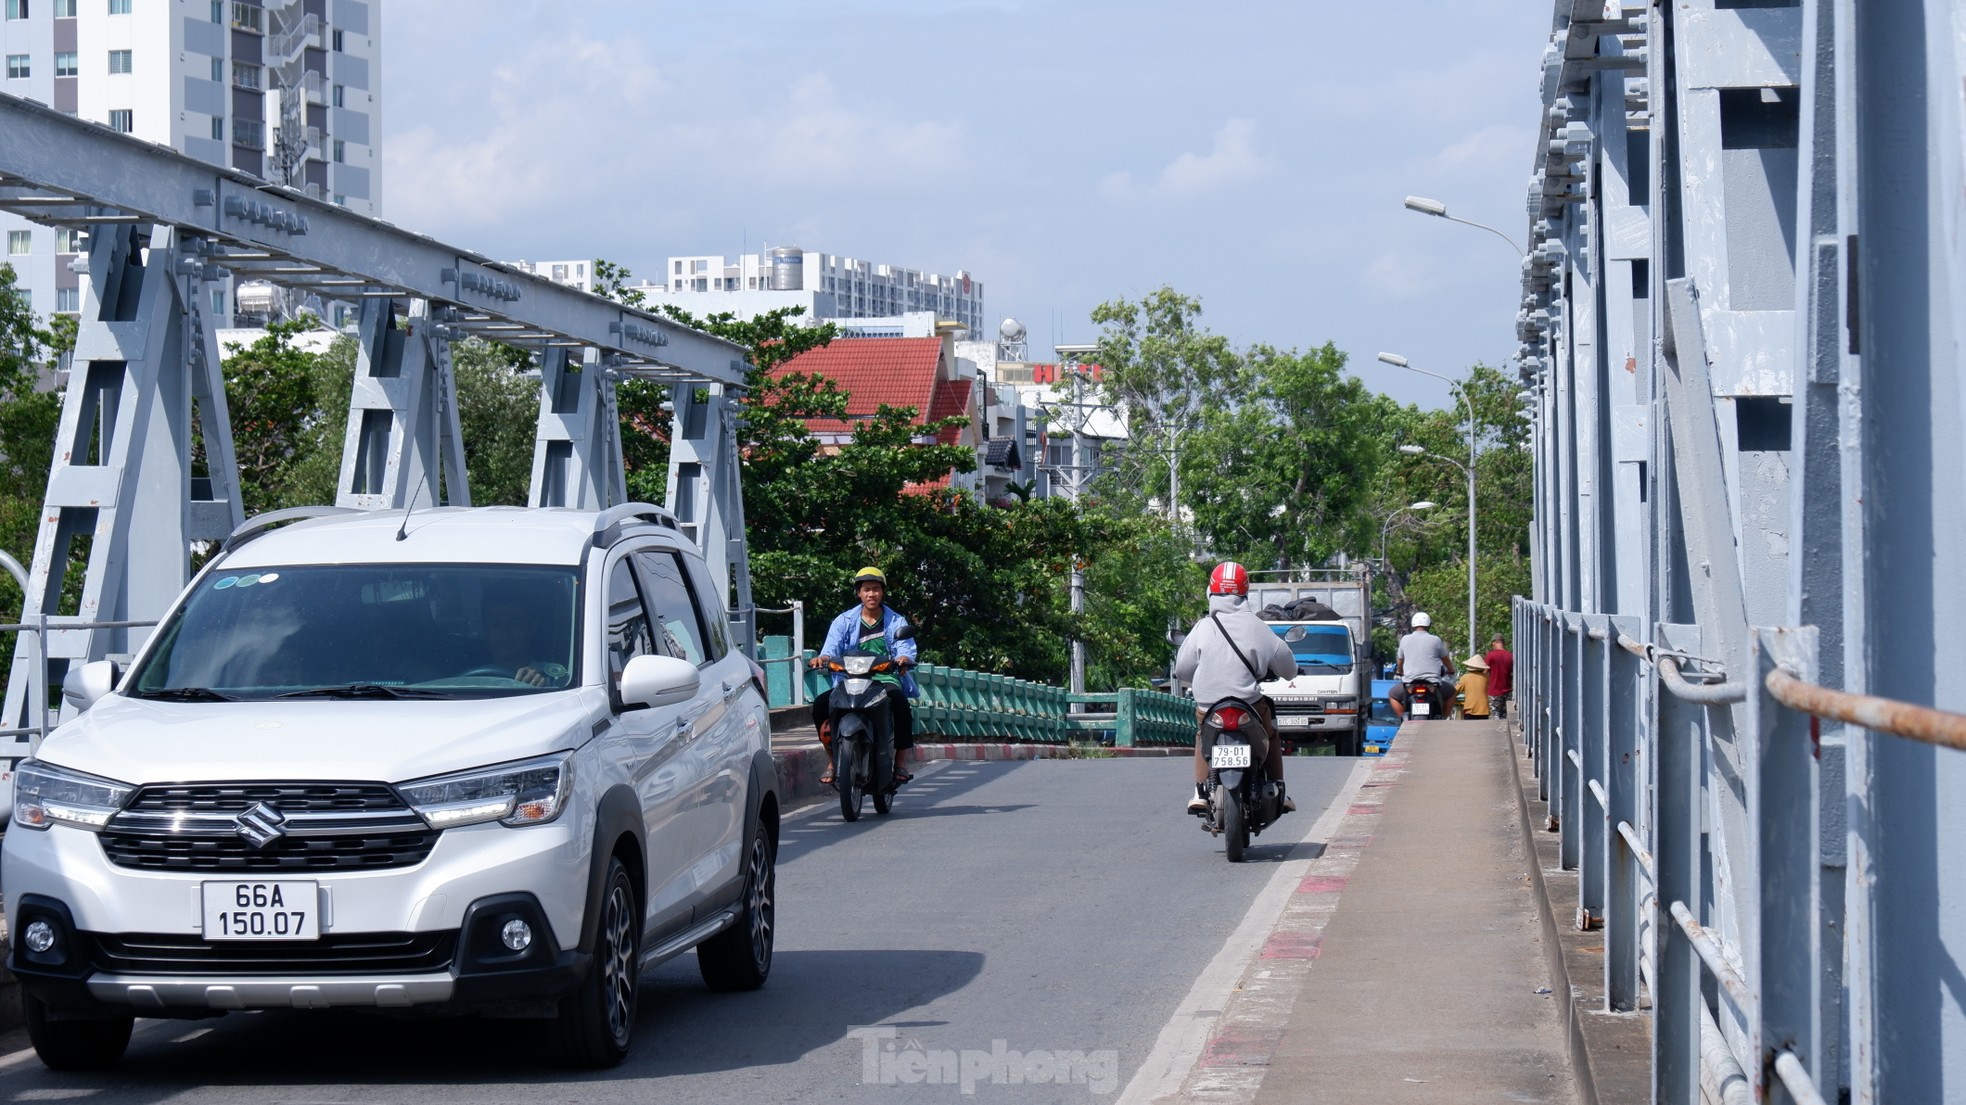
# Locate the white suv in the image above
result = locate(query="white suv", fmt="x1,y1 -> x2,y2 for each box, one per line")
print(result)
1,504 -> 779,1070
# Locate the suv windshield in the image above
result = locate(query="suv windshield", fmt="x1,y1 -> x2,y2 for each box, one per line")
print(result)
1270,624 -> 1354,674
129,563 -> 581,700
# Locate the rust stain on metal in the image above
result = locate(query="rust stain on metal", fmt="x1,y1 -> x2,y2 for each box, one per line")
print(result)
1765,666 -> 1966,752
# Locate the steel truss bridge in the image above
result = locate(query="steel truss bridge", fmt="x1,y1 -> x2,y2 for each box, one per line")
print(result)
0,91 -> 756,758
1515,2 -> 1965,1102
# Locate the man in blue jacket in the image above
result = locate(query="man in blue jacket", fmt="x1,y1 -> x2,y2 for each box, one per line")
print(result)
809,566 -> 920,786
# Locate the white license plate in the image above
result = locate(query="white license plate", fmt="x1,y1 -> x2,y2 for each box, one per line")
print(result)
203,880 -> 319,941
1276,715 -> 1313,728
1412,701 -> 1431,717
1210,743 -> 1252,768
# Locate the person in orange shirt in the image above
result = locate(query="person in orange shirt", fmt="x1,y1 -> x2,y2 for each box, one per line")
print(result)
1456,655 -> 1491,719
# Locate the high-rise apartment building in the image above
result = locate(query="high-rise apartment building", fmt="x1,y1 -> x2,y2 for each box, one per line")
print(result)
632,247 -> 985,335
0,0 -> 380,322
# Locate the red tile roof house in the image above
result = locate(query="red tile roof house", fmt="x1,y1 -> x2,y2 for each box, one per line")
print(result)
770,335 -> 985,495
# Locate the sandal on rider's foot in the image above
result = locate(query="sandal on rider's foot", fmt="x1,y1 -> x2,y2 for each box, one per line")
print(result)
820,766 -> 835,786
892,768 -> 913,784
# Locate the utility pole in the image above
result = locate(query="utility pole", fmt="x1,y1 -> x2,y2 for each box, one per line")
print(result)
1052,344 -> 1101,697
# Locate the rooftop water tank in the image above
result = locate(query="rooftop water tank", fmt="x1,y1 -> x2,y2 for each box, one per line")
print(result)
769,246 -> 804,291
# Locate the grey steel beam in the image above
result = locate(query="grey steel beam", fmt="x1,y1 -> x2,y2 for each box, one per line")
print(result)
0,92 -> 746,383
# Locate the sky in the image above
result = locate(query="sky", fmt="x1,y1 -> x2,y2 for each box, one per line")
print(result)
379,1 -> 1553,412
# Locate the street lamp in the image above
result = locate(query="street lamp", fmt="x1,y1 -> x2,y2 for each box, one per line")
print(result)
1381,348 -> 1480,655
1378,500 -> 1437,563
1402,195 -> 1526,258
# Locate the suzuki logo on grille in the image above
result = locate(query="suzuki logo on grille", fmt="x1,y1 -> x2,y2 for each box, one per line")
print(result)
234,802 -> 288,849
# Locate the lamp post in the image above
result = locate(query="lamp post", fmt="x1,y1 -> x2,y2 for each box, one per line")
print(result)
1380,349 -> 1480,657
1378,500 -> 1438,563
1402,195 -> 1526,259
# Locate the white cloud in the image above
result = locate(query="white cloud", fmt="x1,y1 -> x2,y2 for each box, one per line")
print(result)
1430,123 -> 1536,176
383,34 -> 669,229
1363,250 -> 1448,300
1154,118 -> 1267,197
382,39 -> 968,237
1101,118 -> 1270,202
761,75 -> 970,186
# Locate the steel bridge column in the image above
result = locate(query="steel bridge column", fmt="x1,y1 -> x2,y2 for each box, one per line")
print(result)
527,346 -> 625,509
1653,621 -> 1706,1105
0,225 -> 241,742
1580,613 -> 1610,930
667,380 -> 757,657
336,298 -> 470,510
1560,612 -> 1582,870
1749,626 -> 1825,1103
1844,3 -> 1966,1098
1606,612 -> 1643,1012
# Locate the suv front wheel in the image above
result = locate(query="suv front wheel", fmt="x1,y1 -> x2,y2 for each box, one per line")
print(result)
24,993 -> 134,1071
552,856 -> 641,1068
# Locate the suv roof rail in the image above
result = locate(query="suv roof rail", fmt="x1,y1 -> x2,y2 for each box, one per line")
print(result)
222,506 -> 363,552
592,502 -> 681,547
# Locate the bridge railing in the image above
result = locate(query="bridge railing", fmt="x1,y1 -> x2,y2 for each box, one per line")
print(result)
1516,598 -> 1966,1105
787,652 -> 1193,745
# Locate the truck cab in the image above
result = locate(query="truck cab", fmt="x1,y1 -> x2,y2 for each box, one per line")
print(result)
1247,569 -> 1371,758
1260,621 -> 1362,756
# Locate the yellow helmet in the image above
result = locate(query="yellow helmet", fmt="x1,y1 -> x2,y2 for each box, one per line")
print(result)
852,566 -> 887,587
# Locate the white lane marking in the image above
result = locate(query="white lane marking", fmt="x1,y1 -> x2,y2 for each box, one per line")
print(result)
1115,758 -> 1374,1105
780,758 -> 956,824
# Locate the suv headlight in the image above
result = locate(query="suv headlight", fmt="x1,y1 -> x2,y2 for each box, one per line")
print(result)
398,752 -> 574,829
12,759 -> 134,831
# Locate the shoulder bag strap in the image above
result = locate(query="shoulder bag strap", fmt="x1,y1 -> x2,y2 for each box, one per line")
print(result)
1209,613 -> 1264,682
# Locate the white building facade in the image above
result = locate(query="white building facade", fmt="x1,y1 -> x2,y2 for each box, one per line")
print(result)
0,0 -> 379,322
632,247 -> 984,334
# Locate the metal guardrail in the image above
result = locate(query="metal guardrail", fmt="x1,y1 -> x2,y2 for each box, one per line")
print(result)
1517,597 -> 1966,1105
785,651 -> 1193,746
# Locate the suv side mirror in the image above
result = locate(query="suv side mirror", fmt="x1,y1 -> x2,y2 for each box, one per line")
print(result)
1283,626 -> 1308,642
62,660 -> 120,713
618,654 -> 701,710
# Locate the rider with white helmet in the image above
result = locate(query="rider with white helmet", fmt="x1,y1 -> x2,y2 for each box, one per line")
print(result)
1393,611 -> 1456,717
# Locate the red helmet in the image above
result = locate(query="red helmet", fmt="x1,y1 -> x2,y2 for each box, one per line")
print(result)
1208,562 -> 1249,596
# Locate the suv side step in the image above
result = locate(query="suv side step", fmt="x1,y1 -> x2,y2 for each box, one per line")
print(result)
641,910 -> 734,968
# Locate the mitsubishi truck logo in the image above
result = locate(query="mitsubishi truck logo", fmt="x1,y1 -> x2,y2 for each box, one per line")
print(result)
234,802 -> 288,849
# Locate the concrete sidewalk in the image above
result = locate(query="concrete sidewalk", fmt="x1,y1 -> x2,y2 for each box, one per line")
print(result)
1253,718 -> 1574,1103
1141,717 -> 1650,1105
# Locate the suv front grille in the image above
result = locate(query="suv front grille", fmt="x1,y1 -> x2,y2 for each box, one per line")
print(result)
125,783 -> 406,813
100,781 -> 439,871
88,931 -> 456,975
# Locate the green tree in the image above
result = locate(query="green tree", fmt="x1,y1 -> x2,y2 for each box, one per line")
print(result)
451,338 -> 540,506
1180,342 -> 1396,571
219,321 -> 326,514
1090,286 -> 1242,517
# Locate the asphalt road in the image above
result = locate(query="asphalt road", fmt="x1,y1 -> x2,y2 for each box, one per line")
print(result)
0,755 -> 1362,1102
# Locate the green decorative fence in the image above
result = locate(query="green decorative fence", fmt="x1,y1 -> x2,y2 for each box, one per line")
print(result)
791,652 -> 1193,746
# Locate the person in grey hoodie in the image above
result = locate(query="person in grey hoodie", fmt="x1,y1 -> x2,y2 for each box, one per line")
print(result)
1173,562 -> 1299,815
